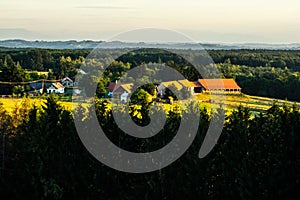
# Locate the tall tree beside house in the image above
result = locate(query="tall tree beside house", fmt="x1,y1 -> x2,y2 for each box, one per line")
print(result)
0,55 -> 25,82
82,75 -> 109,98
0,55 -> 25,94
33,50 -> 43,71
163,84 -> 191,100
129,88 -> 153,125
96,79 -> 107,98
54,56 -> 75,79
12,85 -> 25,97
141,83 -> 156,96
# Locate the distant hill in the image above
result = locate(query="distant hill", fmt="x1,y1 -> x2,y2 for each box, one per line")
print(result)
0,39 -> 300,50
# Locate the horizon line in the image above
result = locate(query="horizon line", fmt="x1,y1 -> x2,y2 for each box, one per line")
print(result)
0,39 -> 300,45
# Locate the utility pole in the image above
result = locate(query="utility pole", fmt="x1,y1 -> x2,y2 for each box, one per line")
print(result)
42,79 -> 45,94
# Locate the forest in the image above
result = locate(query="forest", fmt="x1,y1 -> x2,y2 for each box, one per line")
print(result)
1,48 -> 300,100
0,96 -> 299,199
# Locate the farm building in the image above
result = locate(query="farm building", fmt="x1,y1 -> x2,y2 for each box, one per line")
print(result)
111,83 -> 134,102
157,79 -> 203,97
46,82 -> 65,94
113,83 -> 133,95
198,79 -> 241,93
107,81 -> 122,97
120,91 -> 129,103
157,80 -> 185,97
29,81 -> 52,92
177,79 -> 203,95
61,77 -> 74,88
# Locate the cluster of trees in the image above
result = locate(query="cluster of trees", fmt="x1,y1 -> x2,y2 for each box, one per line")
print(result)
0,54 -> 84,81
0,55 -> 49,83
217,62 -> 300,101
0,48 -> 89,71
209,49 -> 300,71
116,49 -> 202,81
0,97 -> 299,199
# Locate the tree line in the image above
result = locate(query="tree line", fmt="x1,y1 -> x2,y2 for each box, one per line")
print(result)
0,96 -> 299,199
209,49 -> 300,71
217,62 -> 300,101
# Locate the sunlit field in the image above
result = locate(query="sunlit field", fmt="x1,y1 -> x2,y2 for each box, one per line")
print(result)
0,97 -> 85,113
1,93 -> 299,115
194,93 -> 300,114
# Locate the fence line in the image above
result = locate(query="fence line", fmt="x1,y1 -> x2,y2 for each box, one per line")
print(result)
0,79 -> 63,85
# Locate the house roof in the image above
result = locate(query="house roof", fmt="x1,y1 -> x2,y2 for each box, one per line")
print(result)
120,83 -> 133,93
62,77 -> 73,83
190,81 -> 202,87
161,81 -> 184,90
177,79 -> 202,88
30,82 -> 52,90
50,82 -> 64,89
113,83 -> 134,94
177,79 -> 193,87
108,82 -> 122,92
198,79 -> 241,90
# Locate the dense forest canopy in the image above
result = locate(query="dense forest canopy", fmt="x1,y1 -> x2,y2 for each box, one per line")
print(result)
1,47 -> 300,100
1,48 -> 300,72
0,96 -> 299,199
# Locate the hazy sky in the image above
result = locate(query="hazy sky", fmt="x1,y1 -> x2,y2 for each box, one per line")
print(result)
1,0 -> 300,43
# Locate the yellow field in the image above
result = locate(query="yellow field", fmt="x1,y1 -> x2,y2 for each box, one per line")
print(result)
1,94 -> 299,115
0,98 -> 84,113
194,93 -> 300,114
25,71 -> 49,76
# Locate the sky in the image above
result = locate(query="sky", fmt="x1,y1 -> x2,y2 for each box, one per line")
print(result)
0,0 -> 300,43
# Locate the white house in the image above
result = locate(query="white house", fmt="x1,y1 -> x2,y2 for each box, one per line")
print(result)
47,83 -> 65,94
120,91 -> 129,103
110,82 -> 133,102
61,77 -> 74,88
